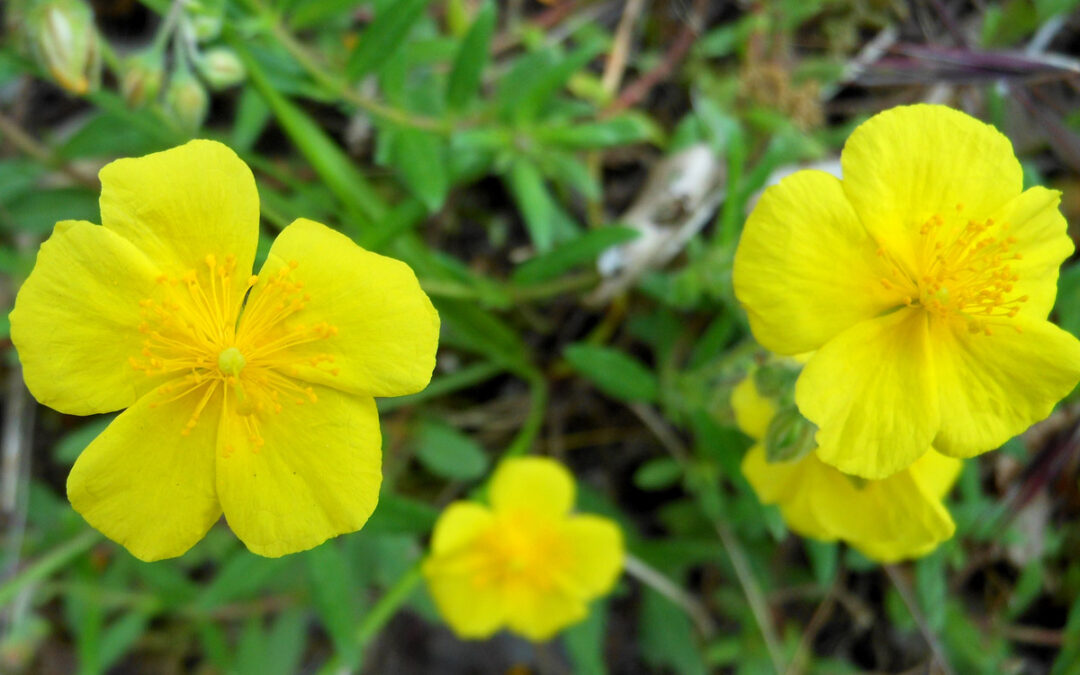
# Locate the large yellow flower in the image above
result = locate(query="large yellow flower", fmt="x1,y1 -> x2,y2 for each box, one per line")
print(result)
734,104 -> 1080,479
10,140 -> 440,561
733,374 -> 961,563
422,457 -> 623,642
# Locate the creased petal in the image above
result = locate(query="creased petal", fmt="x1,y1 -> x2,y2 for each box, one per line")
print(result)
429,502 -> 494,555
490,457 -> 574,518
933,316 -> 1080,458
808,455 -> 956,563
11,220 -> 163,415
560,515 -> 623,596
987,186 -> 1074,319
67,387 -> 221,562
99,139 -> 259,306
252,218 -> 439,398
216,386 -> 382,557
734,170 -> 899,354
796,309 -> 939,479
741,447 -> 835,541
422,559 -> 506,639
504,584 -> 588,642
909,449 -> 964,501
841,104 -> 1022,272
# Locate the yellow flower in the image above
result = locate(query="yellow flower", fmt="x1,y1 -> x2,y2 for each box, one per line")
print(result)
733,374 -> 961,563
422,457 -> 623,642
733,104 -> 1080,479
10,140 -> 440,561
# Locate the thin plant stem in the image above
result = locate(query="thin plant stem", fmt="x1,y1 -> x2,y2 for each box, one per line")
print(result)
0,529 -> 102,608
623,552 -> 715,637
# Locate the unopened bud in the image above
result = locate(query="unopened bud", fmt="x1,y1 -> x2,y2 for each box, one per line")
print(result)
185,0 -> 224,42
28,0 -> 101,94
120,49 -> 164,107
764,405 -> 817,464
197,47 -> 245,90
165,69 -> 208,133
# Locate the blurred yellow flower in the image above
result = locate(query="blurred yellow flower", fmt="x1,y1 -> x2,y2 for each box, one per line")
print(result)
10,140 -> 440,561
422,457 -> 623,642
734,104 -> 1080,479
734,373 -> 961,563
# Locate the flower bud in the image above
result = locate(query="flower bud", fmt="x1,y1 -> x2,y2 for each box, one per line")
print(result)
764,405 -> 817,464
27,0 -> 101,94
120,49 -> 164,107
185,0 -> 224,42
164,68 -> 208,133
196,47 -> 245,90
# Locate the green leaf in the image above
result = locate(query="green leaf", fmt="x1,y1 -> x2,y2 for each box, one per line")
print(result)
365,493 -> 439,535
231,86 -> 271,152
446,1 -> 495,111
505,159 -> 574,253
633,457 -> 682,491
2,188 -> 99,235
0,159 -> 44,205
232,38 -> 389,231
915,549 -> 947,633
391,129 -> 449,212
533,114 -> 658,149
563,600 -> 608,675
511,226 -> 638,284
435,297 -> 533,374
346,0 -> 434,81
564,343 -> 659,403
639,588 -> 706,675
505,42 -> 604,123
305,542 -> 360,667
98,612 -> 150,673
54,416 -> 114,465
414,418 -> 489,480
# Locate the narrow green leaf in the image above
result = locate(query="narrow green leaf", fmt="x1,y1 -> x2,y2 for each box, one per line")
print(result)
391,129 -> 449,212
633,457 -> 682,491
446,1 -> 495,111
564,343 -> 659,403
509,41 -> 604,123
505,159 -> 560,252
512,225 -> 638,284
414,418 -> 489,480
232,38 -> 389,231
305,543 -> 360,667
640,588 -> 706,675
98,612 -> 150,673
533,114 -> 658,149
563,600 -> 608,675
346,0 -> 434,81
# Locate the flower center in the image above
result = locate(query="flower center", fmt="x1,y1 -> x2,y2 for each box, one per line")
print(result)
879,206 -> 1028,335
469,511 -> 569,592
130,255 -> 337,449
217,347 -> 246,376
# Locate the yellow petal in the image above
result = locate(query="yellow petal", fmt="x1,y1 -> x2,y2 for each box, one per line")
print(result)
932,316 -> 1080,458
740,446 -> 835,541
908,450 -> 963,501
253,218 -> 439,398
731,375 -> 775,440
490,457 -> 575,518
796,309 -> 939,479
733,170 -> 899,354
10,220 -> 163,415
560,514 -> 624,596
429,501 -> 494,555
216,385 -> 382,557
988,186 -> 1074,319
808,456 -> 955,563
841,105 -> 1022,272
504,584 -> 588,642
99,139 -> 259,307
422,556 -> 506,639
67,387 -> 222,562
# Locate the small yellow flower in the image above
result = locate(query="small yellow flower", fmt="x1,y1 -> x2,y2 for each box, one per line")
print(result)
734,104 -> 1080,479
733,374 -> 961,563
422,457 -> 623,642
10,140 -> 440,561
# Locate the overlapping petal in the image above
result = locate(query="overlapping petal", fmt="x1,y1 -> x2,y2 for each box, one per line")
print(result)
796,308 -> 938,479
490,456 -> 575,518
252,218 -> 439,398
733,170 -> 900,354
932,316 -> 1080,458
67,389 -> 222,562
561,515 -> 624,595
10,220 -> 163,415
99,139 -> 259,307
215,385 -> 382,557
840,104 -> 1023,273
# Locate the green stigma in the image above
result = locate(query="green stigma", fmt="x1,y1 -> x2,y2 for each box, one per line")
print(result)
218,347 -> 246,376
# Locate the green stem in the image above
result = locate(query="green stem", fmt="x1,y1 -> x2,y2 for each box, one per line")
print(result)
501,372 -> 548,459
0,529 -> 101,608
356,563 -> 423,645
379,361 -> 504,413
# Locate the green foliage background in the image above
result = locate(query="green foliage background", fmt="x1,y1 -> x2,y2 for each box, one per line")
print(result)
2,0 -> 1080,673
